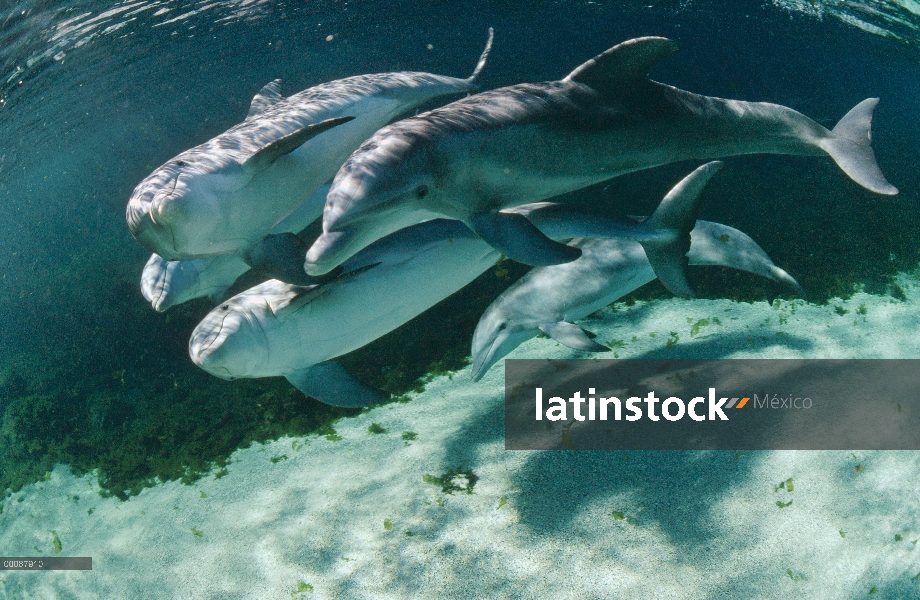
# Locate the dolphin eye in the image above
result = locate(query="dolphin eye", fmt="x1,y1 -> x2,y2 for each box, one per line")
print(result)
498,322 -> 507,331
415,185 -> 429,198
176,160 -> 187,168
220,305 -> 230,311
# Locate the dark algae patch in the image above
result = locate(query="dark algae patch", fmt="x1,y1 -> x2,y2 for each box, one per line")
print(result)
0,259 -> 530,500
0,345 -> 358,500
423,467 -> 478,495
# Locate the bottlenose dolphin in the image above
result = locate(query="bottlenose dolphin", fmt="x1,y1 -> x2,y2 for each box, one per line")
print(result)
469,222 -> 803,381
140,185 -> 332,312
189,167 -> 710,406
305,35 -> 897,276
127,28 -> 494,262
142,254 -> 251,313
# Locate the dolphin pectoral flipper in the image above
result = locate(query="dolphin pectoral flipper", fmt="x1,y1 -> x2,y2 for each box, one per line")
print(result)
563,36 -> 678,92
242,115 -> 356,175
247,79 -> 283,119
286,361 -> 388,408
639,161 -> 723,298
243,232 -> 314,285
469,211 -> 581,266
819,98 -> 897,195
539,322 -> 610,352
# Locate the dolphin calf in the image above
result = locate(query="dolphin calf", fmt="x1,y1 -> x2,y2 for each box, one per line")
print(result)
127,28 -> 494,262
305,35 -> 897,276
469,221 -> 804,381
141,253 -> 251,313
140,185 -> 332,312
189,164 -> 712,406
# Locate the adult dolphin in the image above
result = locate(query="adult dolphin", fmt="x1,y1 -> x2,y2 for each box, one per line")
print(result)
140,185 -> 332,312
127,28 -> 494,262
469,221 -> 804,381
188,163 -> 717,407
305,35 -> 897,276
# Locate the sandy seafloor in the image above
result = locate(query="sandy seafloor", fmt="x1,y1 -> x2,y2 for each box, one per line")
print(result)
3,274 -> 920,599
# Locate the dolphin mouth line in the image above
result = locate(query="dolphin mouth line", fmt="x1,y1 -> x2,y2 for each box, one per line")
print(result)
151,275 -> 167,310
472,336 -> 499,381
196,311 -> 232,356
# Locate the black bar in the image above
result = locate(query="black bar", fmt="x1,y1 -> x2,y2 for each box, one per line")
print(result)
505,359 -> 920,450
0,557 -> 92,570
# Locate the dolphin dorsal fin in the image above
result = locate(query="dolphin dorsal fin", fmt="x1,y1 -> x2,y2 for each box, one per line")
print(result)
276,261 -> 381,322
563,36 -> 677,92
247,79 -> 284,119
242,115 -> 355,175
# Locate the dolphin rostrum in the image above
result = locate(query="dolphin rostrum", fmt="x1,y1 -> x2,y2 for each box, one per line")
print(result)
141,254 -> 251,313
305,35 -> 897,276
189,164 -> 712,407
469,222 -> 804,382
127,28 -> 494,262
141,185 -> 332,312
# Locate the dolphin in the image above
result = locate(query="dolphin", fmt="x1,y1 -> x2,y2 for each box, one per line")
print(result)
305,35 -> 897,276
140,185 -> 332,312
469,221 -> 804,382
127,28 -> 495,262
141,254 -> 251,313
188,163 -> 715,406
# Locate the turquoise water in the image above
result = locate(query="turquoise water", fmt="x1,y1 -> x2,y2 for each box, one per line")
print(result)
0,0 -> 919,596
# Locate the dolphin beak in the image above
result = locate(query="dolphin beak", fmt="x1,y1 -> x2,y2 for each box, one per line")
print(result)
189,319 -> 224,366
471,333 -> 502,382
304,229 -> 360,276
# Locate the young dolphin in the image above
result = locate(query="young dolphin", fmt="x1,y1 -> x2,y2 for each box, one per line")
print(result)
469,222 -> 803,382
127,28 -> 494,262
188,164 -> 713,407
140,185 -> 332,312
141,254 -> 251,313
305,35 -> 897,276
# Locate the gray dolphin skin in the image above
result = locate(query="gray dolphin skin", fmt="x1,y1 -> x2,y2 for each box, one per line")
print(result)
188,179 -> 704,406
126,28 -> 494,261
141,253 -> 251,313
305,35 -> 897,276
469,222 -> 803,382
140,185 -> 332,312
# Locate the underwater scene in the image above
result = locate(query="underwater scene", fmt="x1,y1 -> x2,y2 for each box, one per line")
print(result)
1,0 -> 920,597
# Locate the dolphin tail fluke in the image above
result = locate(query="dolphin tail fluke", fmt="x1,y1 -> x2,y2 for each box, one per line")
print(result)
641,161 -> 723,298
466,27 -> 495,84
469,211 -> 582,266
820,98 -> 898,195
286,361 -> 388,408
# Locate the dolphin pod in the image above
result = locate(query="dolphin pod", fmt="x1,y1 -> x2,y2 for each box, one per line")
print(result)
126,28 -> 494,262
469,220 -> 804,381
188,164 -> 716,406
124,33 -> 902,407
304,36 -> 896,277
